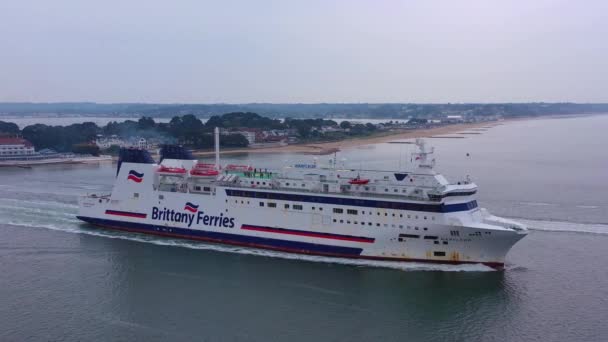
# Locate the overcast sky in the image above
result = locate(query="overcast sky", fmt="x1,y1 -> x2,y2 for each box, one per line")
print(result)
0,0 -> 606,103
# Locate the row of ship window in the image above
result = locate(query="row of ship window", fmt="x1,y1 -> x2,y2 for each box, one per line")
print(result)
331,207 -> 435,220
332,218 -> 429,230
0,151 -> 33,154
231,199 -> 437,222
282,181 -> 419,194
398,234 -> 449,245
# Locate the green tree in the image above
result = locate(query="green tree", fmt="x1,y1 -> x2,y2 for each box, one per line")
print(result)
340,121 -> 352,129
72,143 -> 101,156
0,121 -> 19,134
137,116 -> 156,130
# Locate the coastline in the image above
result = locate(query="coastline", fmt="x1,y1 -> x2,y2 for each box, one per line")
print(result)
192,120 -> 510,156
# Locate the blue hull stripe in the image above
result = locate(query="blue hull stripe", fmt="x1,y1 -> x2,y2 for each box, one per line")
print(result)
77,216 -> 364,256
225,189 -> 477,213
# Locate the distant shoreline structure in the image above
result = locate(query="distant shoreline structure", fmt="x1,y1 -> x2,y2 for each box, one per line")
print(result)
0,136 -> 111,167
1,102 -> 607,120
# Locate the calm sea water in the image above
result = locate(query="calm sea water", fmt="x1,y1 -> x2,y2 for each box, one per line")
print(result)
1,115 -> 607,341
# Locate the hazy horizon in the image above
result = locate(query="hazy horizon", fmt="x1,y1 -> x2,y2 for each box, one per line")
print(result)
1,0 -> 607,103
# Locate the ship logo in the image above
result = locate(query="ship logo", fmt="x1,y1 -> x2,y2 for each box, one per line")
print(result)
184,202 -> 199,213
127,170 -> 144,183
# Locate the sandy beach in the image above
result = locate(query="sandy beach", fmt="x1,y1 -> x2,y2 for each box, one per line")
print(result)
192,120 -> 507,156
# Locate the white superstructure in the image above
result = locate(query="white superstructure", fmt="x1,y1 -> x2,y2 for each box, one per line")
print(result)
77,135 -> 527,268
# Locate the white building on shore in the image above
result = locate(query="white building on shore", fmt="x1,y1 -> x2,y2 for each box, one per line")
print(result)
0,137 -> 36,157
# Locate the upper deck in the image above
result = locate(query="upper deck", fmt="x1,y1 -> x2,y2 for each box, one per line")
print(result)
152,139 -> 476,204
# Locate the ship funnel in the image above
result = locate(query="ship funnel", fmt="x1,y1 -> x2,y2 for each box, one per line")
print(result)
117,148 -> 155,176
159,145 -> 195,163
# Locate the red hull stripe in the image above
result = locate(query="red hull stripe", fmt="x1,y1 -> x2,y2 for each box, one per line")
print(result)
77,216 -> 504,269
241,224 -> 374,243
127,175 -> 143,183
105,210 -> 147,218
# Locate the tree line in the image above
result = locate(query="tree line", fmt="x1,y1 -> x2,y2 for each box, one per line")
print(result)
0,112 -> 378,154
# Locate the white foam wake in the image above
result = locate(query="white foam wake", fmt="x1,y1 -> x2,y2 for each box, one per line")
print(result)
516,217 -> 608,235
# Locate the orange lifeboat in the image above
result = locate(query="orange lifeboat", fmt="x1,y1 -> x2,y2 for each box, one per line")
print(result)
157,165 -> 187,174
348,177 -> 370,185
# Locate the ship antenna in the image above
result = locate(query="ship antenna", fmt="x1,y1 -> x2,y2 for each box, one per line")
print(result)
333,151 -> 337,170
214,127 -> 221,170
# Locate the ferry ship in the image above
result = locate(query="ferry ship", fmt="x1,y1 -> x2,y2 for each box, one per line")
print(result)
77,128 -> 527,268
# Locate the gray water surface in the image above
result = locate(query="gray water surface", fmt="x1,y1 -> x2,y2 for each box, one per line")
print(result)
1,115 -> 607,341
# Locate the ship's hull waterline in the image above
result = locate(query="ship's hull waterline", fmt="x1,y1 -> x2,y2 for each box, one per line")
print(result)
77,216 -> 511,269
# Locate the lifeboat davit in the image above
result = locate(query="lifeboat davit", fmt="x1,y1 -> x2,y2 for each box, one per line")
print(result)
348,177 -> 370,185
157,165 -> 187,174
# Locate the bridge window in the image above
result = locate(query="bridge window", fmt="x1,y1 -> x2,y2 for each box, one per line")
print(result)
284,204 -> 290,209
347,209 -> 358,215
293,204 -> 303,210
333,208 -> 343,214
259,202 -> 264,207
268,202 -> 277,208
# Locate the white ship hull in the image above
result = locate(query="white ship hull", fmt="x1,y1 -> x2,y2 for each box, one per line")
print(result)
77,164 -> 526,269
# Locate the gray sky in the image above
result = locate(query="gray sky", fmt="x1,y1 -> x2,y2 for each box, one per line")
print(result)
0,0 -> 606,103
